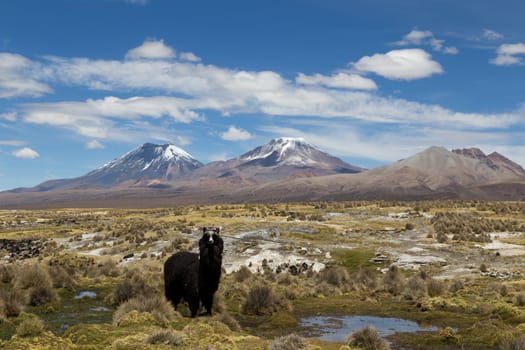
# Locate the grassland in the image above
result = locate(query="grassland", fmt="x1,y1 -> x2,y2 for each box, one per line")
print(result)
1,200 -> 525,349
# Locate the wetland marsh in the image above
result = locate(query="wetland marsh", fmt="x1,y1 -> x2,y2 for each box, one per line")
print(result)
1,201 -> 525,349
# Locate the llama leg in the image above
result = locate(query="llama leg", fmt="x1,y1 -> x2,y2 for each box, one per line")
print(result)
165,290 -> 182,311
188,296 -> 200,318
202,292 -> 213,315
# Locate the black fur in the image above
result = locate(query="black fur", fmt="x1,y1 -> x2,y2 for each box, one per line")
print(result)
163,228 -> 223,317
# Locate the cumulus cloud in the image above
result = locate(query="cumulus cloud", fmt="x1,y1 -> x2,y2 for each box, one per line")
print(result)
12,147 -> 39,159
353,49 -> 443,80
23,96 -> 204,139
86,140 -> 105,149
125,39 -> 176,60
220,125 -> 254,141
296,72 -> 377,90
483,29 -> 504,41
0,53 -> 52,98
2,40 -> 522,147
491,43 -> 525,66
179,52 -> 201,62
394,29 -> 458,55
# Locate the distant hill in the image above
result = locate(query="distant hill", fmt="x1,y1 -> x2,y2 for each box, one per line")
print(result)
2,143 -> 525,208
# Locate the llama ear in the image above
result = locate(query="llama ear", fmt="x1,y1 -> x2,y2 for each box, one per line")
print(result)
216,227 -> 220,234
202,227 -> 206,234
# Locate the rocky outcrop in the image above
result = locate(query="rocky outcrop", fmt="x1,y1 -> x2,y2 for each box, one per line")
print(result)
0,238 -> 46,260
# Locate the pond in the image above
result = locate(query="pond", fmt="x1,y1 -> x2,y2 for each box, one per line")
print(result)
300,315 -> 439,342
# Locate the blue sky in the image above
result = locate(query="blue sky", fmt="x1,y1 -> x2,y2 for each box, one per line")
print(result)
1,0 -> 525,190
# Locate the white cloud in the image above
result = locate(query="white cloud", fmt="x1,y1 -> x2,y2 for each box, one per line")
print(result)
0,112 -> 17,121
0,140 -> 25,146
221,125 -> 254,141
125,39 -> 176,60
23,96 -> 204,139
483,29 -> 504,41
395,30 -> 433,45
353,49 -> 443,80
12,147 -> 39,159
4,41 -> 523,148
296,72 -> 377,90
86,140 -> 105,149
179,52 -> 201,62
0,53 -> 52,98
491,43 -> 525,66
394,29 -> 458,55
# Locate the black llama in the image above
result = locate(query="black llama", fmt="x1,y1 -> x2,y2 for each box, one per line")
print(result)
163,227 -> 224,317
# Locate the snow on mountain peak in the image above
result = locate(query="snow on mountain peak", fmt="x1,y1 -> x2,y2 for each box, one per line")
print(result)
240,137 -> 319,166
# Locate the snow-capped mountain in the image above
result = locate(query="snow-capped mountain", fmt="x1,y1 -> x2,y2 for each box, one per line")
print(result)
29,143 -> 203,191
193,137 -> 364,184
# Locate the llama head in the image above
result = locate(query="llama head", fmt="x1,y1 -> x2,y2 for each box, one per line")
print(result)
199,227 -> 223,264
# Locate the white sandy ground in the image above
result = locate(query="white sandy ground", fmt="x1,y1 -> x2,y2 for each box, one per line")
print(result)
478,232 -> 525,257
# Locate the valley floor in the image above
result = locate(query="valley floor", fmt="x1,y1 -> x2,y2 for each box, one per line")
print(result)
1,200 -> 525,349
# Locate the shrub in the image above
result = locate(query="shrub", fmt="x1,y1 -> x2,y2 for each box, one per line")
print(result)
0,264 -> 16,283
354,267 -> 378,291
269,333 -> 308,350
213,312 -> 241,331
146,330 -> 184,346
449,279 -> 464,293
382,265 -> 404,295
404,274 -> 427,300
0,288 -> 22,317
234,265 -> 252,283
28,285 -> 59,306
14,263 -> 53,290
347,325 -> 390,350
15,314 -> 44,337
242,285 -> 291,315
515,293 -> 525,307
48,265 -> 77,290
496,335 -> 525,350
112,279 -> 152,305
426,278 -> 446,298
113,295 -> 178,326
318,266 -> 350,287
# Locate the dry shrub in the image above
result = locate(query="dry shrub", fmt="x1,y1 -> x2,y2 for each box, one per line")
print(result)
89,258 -> 120,278
242,285 -> 291,315
354,267 -> 378,291
146,330 -> 184,346
382,265 -> 404,295
347,325 -> 390,350
213,312 -> 241,331
111,272 -> 156,305
16,314 -> 44,337
515,293 -> 525,307
28,285 -> 59,306
0,288 -> 23,317
269,333 -> 308,350
235,265 -> 252,283
404,274 -> 427,300
113,295 -> 178,326
14,263 -> 52,290
0,264 -> 17,283
449,279 -> 464,293
48,265 -> 77,290
426,278 -> 446,298
318,266 -> 350,288
496,334 -> 525,350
